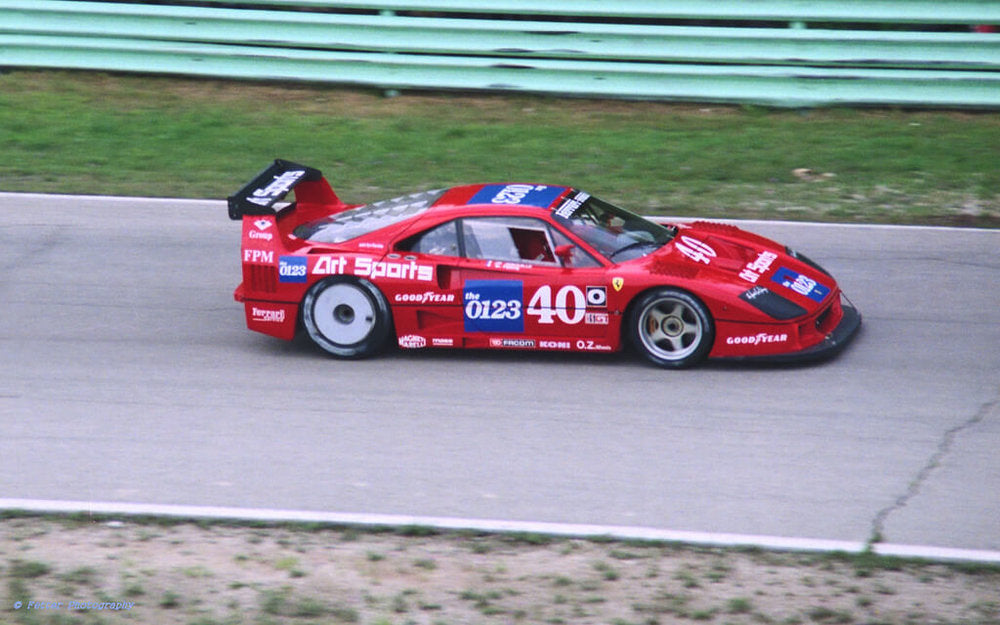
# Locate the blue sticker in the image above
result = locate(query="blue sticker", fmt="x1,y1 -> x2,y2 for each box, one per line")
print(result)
468,184 -> 566,208
463,280 -> 524,332
771,267 -> 830,302
278,255 -> 308,283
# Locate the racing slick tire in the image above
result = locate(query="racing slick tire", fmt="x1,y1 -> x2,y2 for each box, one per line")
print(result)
302,278 -> 392,358
628,288 -> 714,368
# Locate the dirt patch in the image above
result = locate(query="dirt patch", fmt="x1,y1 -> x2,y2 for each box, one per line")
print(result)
2,518 -> 998,624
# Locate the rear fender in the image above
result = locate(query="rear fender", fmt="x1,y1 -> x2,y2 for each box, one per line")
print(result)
237,213 -> 299,340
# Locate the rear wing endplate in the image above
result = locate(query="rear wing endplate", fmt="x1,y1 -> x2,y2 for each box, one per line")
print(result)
227,159 -> 325,220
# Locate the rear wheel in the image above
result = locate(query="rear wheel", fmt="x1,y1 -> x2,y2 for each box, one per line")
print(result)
628,288 -> 714,368
302,278 -> 391,358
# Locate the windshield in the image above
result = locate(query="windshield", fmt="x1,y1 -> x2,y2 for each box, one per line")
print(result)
551,191 -> 676,262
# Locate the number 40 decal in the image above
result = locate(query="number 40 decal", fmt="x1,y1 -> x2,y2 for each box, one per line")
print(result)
527,285 -> 586,324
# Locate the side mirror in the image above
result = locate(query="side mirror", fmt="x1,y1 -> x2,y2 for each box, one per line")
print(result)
554,244 -> 574,266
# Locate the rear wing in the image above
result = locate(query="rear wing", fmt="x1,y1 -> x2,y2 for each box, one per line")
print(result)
227,159 -> 341,220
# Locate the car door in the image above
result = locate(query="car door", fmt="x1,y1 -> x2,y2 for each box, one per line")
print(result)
454,216 -> 613,350
394,215 -> 613,349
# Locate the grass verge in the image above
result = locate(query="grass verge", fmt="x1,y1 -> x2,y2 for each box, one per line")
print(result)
1,70 -> 998,227
2,515 -> 999,625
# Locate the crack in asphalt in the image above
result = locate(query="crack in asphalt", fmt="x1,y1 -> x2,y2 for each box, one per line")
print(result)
0,226 -> 61,278
869,385 -> 1000,547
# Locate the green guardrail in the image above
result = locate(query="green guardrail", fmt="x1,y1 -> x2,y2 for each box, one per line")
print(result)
1,0 -> 999,107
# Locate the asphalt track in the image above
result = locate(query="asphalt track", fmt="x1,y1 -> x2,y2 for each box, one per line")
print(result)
1,193 -> 998,560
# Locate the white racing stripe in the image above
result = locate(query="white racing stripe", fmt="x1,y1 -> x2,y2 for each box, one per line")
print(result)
2,498 -> 998,564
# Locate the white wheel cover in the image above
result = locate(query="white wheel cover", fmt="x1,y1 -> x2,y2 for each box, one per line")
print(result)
312,283 -> 376,346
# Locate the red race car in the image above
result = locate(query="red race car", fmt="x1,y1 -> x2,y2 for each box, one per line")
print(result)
227,160 -> 860,368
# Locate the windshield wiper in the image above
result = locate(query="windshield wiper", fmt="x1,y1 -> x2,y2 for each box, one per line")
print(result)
607,240 -> 658,261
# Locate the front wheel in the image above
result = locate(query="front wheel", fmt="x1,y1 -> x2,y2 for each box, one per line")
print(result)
302,278 -> 392,358
628,288 -> 714,368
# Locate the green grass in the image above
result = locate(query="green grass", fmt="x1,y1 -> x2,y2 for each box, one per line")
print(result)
8,560 -> 52,579
1,70 -> 998,226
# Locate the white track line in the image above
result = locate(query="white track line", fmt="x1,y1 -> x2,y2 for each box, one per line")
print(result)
1,192 -> 997,234
3,498 -> 998,564
0,192 -> 217,206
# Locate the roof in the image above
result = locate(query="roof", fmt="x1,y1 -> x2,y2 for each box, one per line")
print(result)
440,183 -> 572,211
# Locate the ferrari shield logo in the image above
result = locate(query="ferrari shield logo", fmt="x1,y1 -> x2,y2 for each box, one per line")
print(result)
612,277 -> 624,292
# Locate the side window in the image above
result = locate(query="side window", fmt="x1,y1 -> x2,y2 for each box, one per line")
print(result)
398,220 -> 460,257
550,227 -> 602,268
463,217 -> 557,264
399,216 -> 601,268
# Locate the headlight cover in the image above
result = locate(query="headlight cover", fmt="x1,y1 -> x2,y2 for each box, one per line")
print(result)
739,286 -> 807,320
